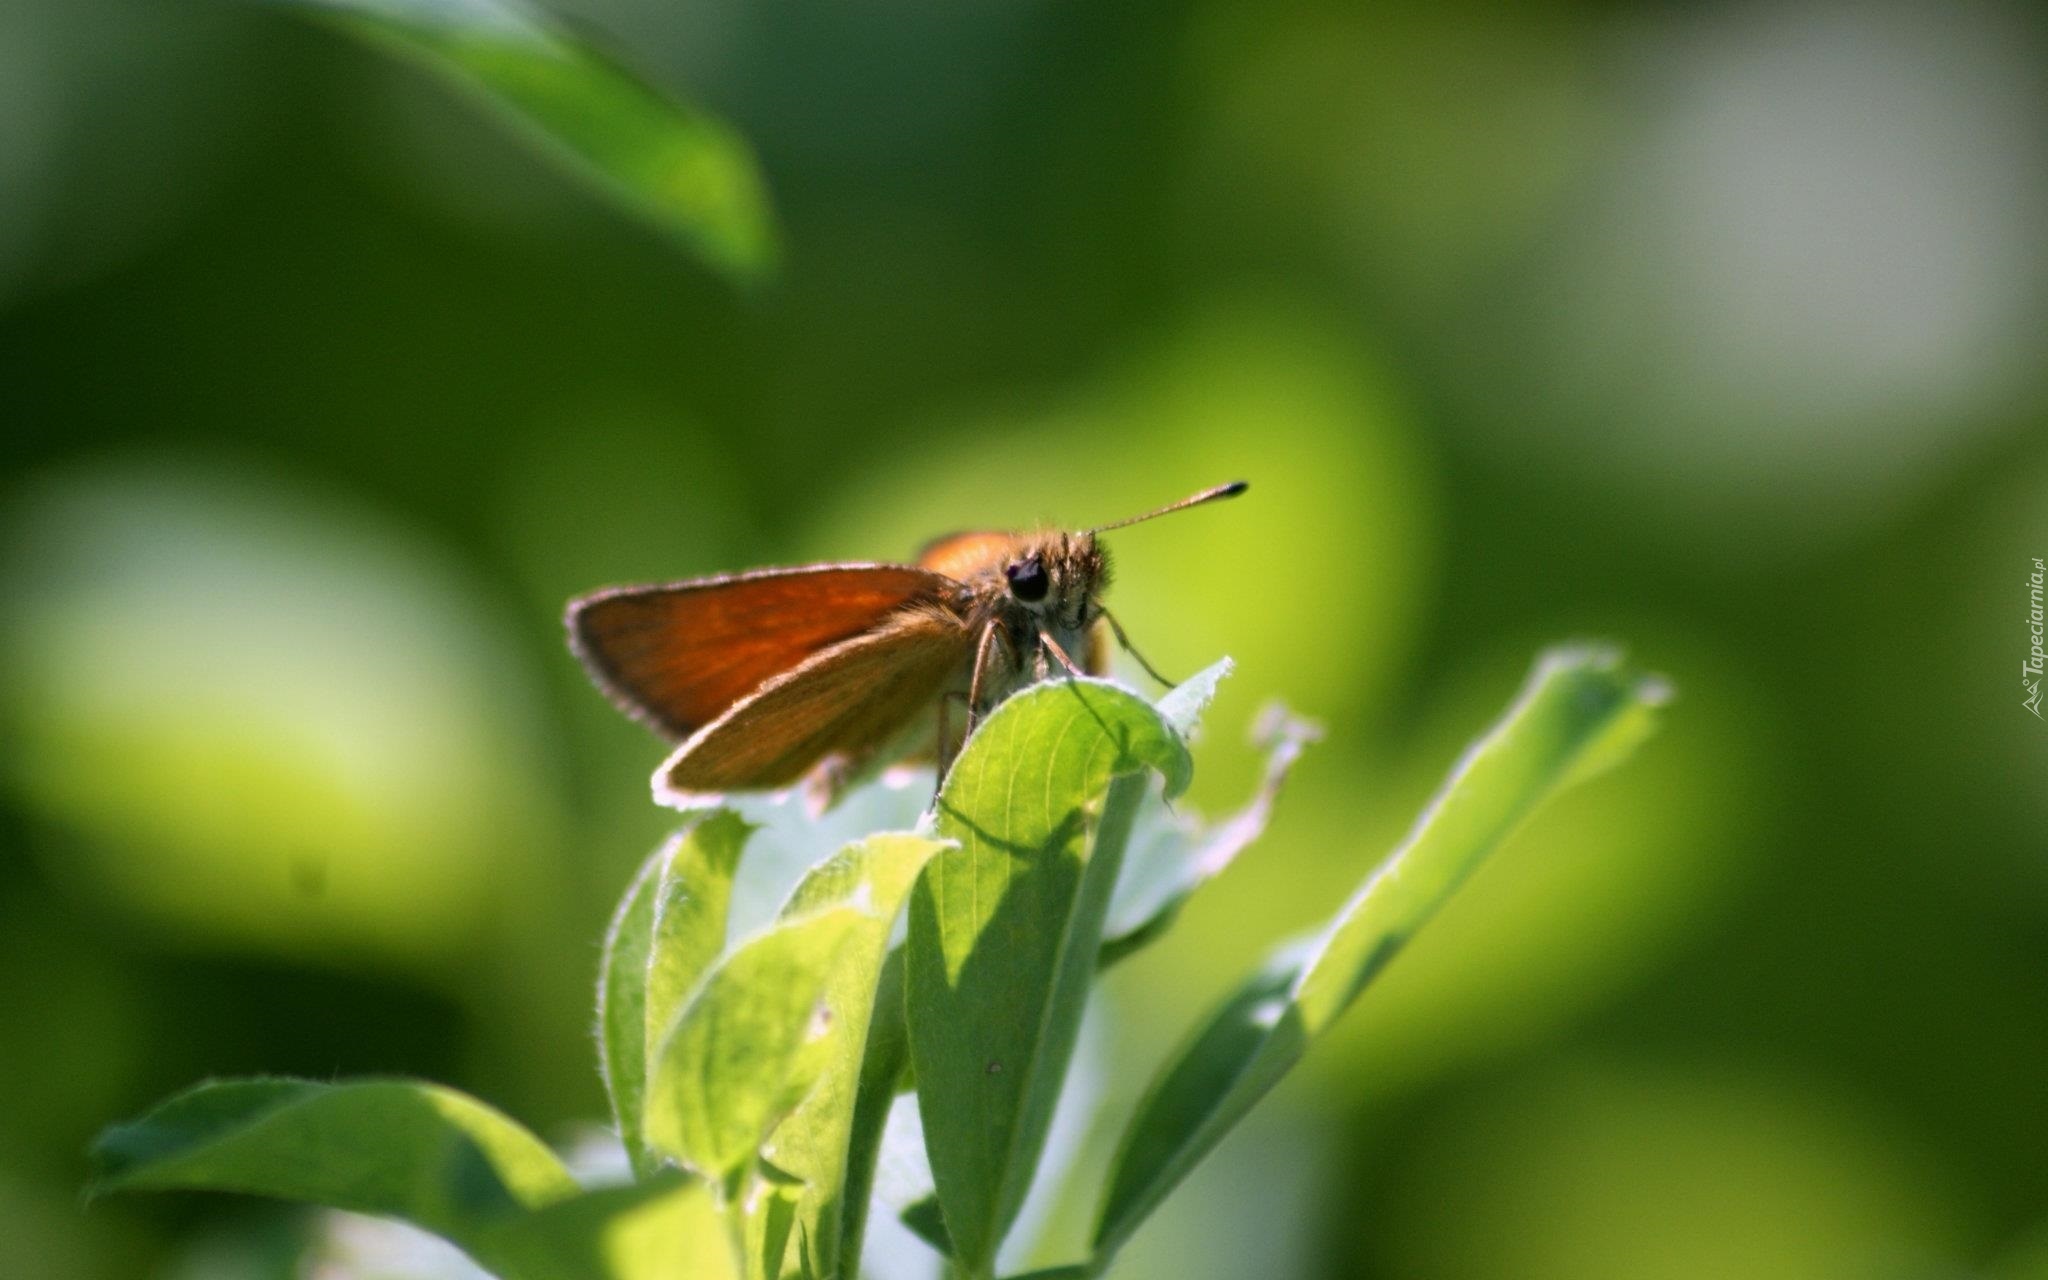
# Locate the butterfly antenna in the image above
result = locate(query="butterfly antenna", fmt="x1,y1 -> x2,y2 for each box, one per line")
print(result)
1087,480 -> 1249,534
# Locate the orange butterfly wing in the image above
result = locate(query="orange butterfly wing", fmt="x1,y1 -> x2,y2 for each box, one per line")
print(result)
915,530 -> 1029,582
655,604 -> 974,797
566,564 -> 960,741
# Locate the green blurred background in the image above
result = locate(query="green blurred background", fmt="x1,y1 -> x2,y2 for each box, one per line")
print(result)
4,0 -> 2046,1276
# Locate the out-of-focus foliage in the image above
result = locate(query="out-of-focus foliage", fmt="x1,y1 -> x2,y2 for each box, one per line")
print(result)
0,463 -> 557,968
4,0 -> 2046,1276
280,0 -> 778,286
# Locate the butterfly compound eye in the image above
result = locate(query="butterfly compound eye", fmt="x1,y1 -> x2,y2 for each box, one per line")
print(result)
1005,556 -> 1050,603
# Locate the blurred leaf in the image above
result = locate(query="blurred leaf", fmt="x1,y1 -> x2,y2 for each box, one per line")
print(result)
1100,703 -> 1319,970
285,0 -> 779,285
91,1079 -> 575,1273
1385,1056 -> 1968,1280
0,463 -> 553,967
906,668 -> 1212,1274
1093,646 -> 1669,1262
750,833 -> 947,1280
478,1171 -> 740,1280
645,905 -> 864,1186
597,812 -> 752,1179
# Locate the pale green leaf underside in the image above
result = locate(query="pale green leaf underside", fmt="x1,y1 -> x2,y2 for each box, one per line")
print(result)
283,0 -> 779,285
645,905 -> 864,1183
1151,657 -> 1232,738
1093,645 -> 1668,1262
1100,702 -> 1320,970
907,669 -> 1212,1274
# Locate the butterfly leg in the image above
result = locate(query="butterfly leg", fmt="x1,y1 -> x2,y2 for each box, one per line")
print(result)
1038,628 -> 1088,679
1099,605 -> 1176,688
939,620 -> 1006,791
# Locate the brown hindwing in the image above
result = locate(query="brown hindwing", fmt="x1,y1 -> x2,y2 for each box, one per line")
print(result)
654,604 -> 974,798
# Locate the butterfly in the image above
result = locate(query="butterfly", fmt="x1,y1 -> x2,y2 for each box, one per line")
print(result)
566,481 -> 1246,807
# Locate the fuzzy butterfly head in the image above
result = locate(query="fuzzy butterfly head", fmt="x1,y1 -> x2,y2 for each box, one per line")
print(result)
997,532 -> 1109,634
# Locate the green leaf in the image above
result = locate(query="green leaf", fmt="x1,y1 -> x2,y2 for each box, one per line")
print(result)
749,833 -> 947,1280
283,0 -> 779,286
598,812 -> 752,1178
906,670 -> 1210,1275
739,1176 -> 800,1280
1092,645 -> 1669,1262
479,1170 -> 742,1280
646,812 -> 756,1052
91,1078 -> 576,1272
900,1193 -> 952,1256
834,946 -> 911,1274
1099,703 -> 1319,970
645,904 -> 865,1187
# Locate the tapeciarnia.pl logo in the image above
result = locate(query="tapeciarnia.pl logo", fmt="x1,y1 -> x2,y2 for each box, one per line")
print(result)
2028,557 -> 2045,718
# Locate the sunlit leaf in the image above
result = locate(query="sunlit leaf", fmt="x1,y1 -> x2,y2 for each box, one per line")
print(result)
739,1175 -> 800,1280
1093,646 -> 1669,1262
644,906 -> 864,1186
1099,703 -> 1319,970
749,833 -> 947,1280
284,0 -> 779,285
597,812 -> 752,1178
478,1171 -> 741,1280
91,1079 -> 575,1273
905,668 -> 1214,1274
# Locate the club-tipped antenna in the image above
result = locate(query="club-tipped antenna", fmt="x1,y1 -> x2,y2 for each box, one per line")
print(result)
1087,480 -> 1249,535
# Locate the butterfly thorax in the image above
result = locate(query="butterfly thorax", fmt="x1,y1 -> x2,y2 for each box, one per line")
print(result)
917,527 -> 1098,610
917,528 -> 1111,691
